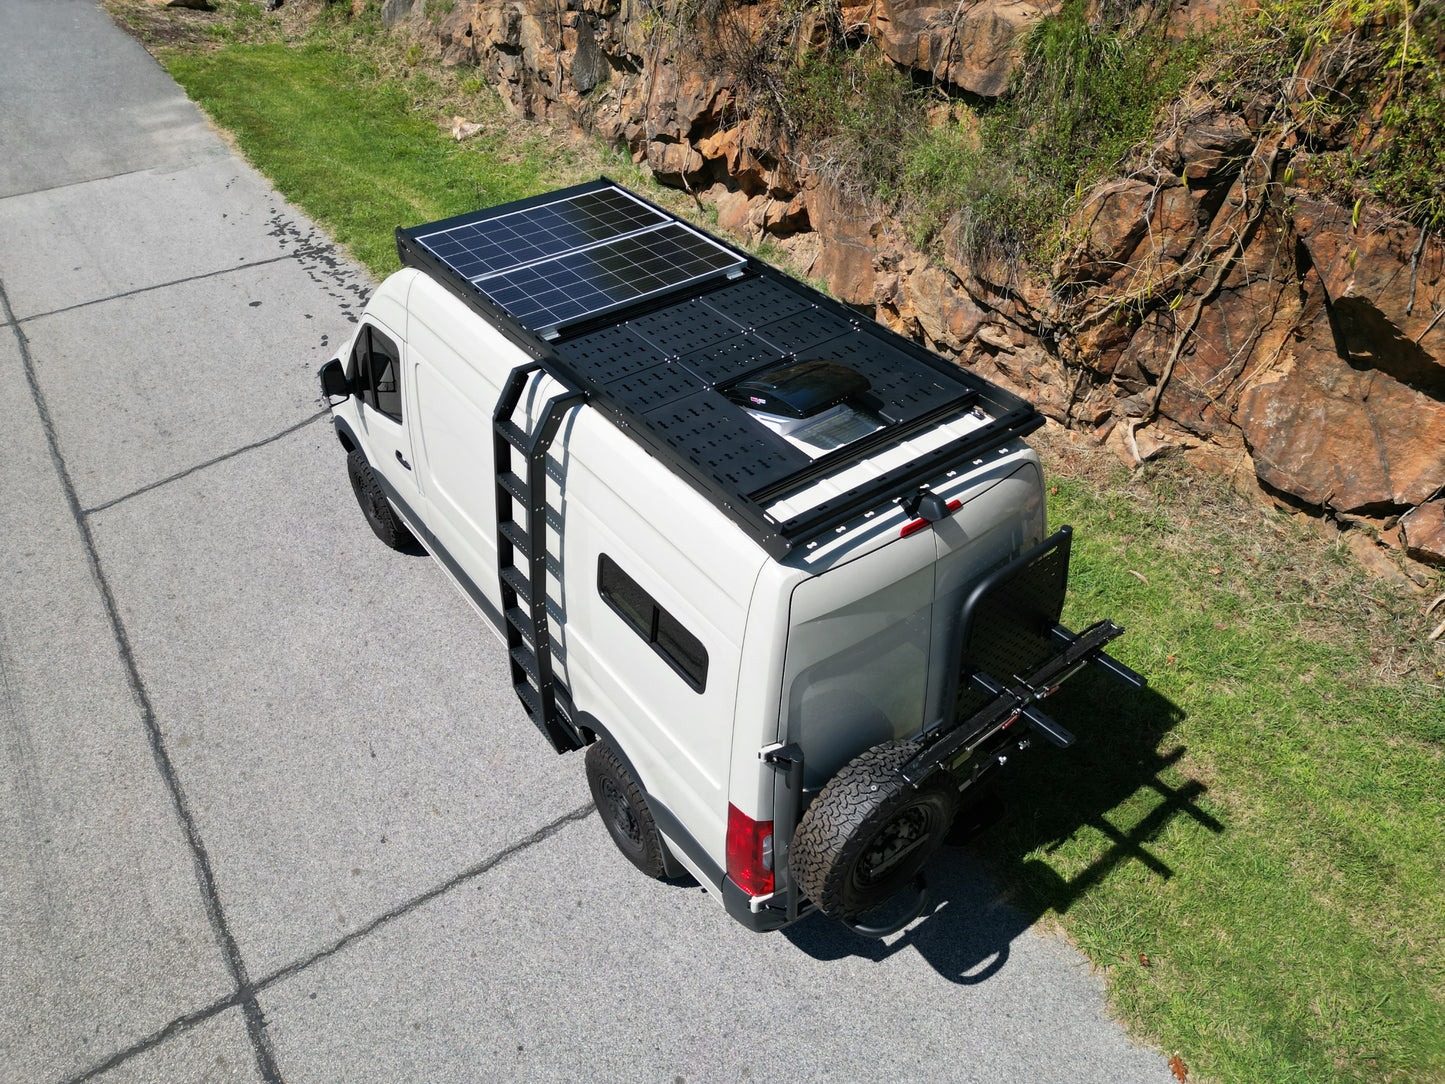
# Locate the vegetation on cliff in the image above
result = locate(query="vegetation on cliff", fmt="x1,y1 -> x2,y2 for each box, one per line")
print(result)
704,0 -> 1445,269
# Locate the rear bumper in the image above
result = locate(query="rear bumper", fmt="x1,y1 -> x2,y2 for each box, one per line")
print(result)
722,877 -> 795,932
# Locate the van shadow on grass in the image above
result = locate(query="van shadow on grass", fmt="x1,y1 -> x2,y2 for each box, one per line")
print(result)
782,670 -> 1221,983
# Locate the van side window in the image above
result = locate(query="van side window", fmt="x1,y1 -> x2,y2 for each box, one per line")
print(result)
350,326 -> 403,424
598,555 -> 708,692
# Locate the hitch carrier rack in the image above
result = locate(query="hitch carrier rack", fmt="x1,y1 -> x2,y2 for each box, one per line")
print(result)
767,528 -> 1146,927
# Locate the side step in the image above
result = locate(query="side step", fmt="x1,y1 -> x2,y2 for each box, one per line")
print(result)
492,361 -> 586,754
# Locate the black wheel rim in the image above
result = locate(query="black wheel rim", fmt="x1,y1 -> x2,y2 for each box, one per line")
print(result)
600,776 -> 642,849
855,805 -> 935,888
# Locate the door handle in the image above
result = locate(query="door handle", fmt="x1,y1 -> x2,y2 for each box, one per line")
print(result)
396,450 -> 411,470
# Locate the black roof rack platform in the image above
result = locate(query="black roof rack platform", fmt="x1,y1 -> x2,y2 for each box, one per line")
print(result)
396,178 -> 1044,560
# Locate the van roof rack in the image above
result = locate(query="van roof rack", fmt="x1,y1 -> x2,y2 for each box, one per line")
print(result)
396,178 -> 1045,560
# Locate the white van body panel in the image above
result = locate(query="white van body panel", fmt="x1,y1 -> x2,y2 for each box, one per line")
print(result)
560,403 -> 769,873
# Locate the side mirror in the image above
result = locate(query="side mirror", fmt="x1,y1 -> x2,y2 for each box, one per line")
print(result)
319,358 -> 351,401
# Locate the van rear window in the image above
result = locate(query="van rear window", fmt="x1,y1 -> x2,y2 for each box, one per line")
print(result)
598,555 -> 708,692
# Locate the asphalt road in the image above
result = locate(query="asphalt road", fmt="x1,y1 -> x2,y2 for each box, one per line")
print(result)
0,3 -> 1176,1081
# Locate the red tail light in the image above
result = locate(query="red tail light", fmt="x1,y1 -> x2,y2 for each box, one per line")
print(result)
726,803 -> 774,896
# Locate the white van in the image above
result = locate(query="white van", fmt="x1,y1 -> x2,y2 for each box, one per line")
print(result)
319,180 -> 1143,934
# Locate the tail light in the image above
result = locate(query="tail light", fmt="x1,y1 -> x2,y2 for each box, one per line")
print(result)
726,803 -> 774,896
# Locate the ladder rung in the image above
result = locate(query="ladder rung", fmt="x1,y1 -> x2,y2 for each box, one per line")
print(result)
514,682 -> 541,719
510,643 -> 540,682
499,520 -> 531,558
498,471 -> 528,503
496,420 -> 529,451
500,566 -> 532,602
505,606 -> 535,641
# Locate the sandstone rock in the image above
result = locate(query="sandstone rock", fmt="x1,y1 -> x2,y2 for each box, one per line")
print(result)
713,188 -> 759,234
1060,179 -> 1154,284
805,181 -> 882,304
1341,528 -> 1417,586
1173,111 -> 1254,181
380,0 -> 417,28
1061,178 -> 1196,291
762,193 -> 810,236
1236,310 -> 1445,512
1401,500 -> 1445,566
893,262 -> 984,353
646,140 -> 707,186
485,7 -> 523,50
1293,197 -> 1445,390
437,6 -> 478,67
568,16 -> 609,93
976,323 -> 1015,352
872,0 -> 1056,97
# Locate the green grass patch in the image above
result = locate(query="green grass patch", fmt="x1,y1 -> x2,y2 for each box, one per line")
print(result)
981,438 -> 1445,1083
764,4 -> 1204,264
161,43 -> 551,276
905,3 -> 1204,261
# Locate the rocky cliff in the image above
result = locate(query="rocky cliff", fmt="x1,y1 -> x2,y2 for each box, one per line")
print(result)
384,0 -> 1445,569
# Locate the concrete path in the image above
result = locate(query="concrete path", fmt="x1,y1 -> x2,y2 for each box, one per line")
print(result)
0,3 -> 1174,1081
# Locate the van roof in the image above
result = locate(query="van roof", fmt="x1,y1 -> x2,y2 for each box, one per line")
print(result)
396,178 -> 1044,559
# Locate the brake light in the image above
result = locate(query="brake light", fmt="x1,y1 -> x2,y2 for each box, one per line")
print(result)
900,497 -> 962,538
726,803 -> 774,896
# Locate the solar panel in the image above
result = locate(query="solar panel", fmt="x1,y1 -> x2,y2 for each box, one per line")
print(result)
412,187 -> 666,279
411,187 -> 745,335
477,223 -> 743,333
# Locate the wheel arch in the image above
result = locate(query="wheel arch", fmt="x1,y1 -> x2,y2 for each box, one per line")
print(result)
575,711 -> 700,884
333,416 -> 359,455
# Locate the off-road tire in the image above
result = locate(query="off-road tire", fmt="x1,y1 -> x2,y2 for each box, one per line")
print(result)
585,740 -> 668,879
790,740 -> 958,920
347,450 -> 416,550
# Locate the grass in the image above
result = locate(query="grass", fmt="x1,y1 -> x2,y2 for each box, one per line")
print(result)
148,1 -> 814,281
161,41 -> 560,276
987,429 -> 1445,1083
110,2 -> 1445,1079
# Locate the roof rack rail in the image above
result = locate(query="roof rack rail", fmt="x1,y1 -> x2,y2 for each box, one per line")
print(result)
396,177 -> 1045,559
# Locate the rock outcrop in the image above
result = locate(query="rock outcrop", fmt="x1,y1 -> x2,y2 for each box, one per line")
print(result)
394,0 -> 1444,569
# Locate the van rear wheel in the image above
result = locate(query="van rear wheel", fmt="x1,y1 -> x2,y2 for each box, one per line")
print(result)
585,740 -> 668,879
347,451 -> 416,550
790,740 -> 958,921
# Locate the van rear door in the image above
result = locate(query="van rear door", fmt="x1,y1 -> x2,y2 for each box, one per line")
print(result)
778,455 -> 1045,785
777,527 -> 937,789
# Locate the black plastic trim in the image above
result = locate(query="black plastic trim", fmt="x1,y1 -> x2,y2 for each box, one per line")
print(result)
722,877 -> 793,932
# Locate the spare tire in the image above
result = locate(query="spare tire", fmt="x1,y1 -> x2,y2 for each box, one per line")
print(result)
789,740 -> 959,920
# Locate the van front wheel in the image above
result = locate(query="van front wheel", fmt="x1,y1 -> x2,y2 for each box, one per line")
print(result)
347,451 -> 416,550
790,740 -> 958,921
585,740 -> 668,879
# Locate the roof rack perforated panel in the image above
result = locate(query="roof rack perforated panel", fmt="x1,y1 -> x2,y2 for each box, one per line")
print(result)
395,178 -> 1046,559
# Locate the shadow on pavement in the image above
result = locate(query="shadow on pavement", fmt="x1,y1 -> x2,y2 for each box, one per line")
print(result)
783,671 -> 1222,982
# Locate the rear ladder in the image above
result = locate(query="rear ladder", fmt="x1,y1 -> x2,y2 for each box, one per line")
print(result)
493,362 -> 587,753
